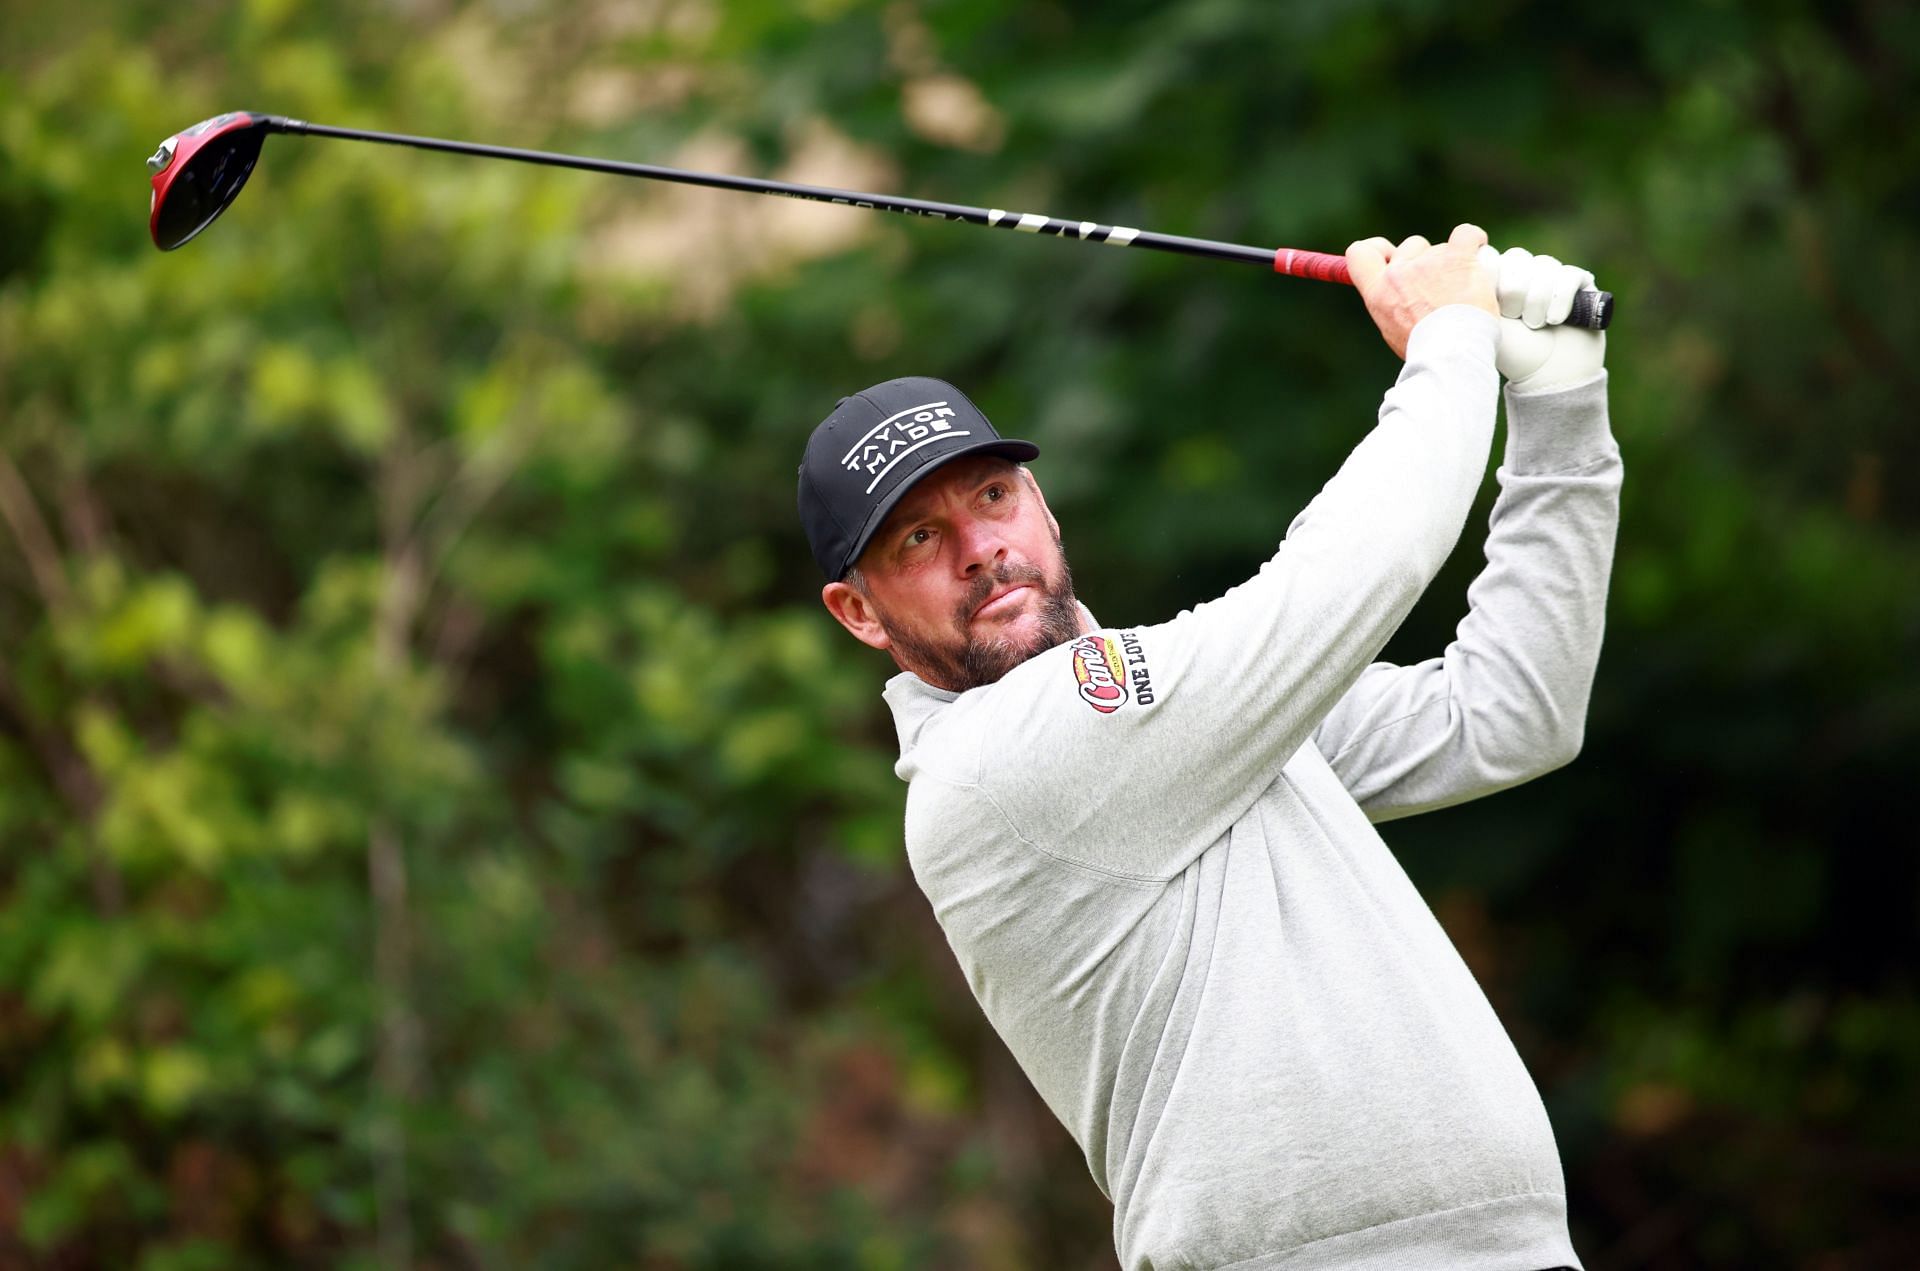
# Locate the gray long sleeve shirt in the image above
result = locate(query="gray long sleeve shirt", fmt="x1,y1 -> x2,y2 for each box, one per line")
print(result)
883,305 -> 1621,1270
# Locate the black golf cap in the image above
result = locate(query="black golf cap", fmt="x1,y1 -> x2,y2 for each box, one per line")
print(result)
798,377 -> 1040,580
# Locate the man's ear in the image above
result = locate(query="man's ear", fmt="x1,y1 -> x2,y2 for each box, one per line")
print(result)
822,580 -> 892,652
1020,466 -> 1062,542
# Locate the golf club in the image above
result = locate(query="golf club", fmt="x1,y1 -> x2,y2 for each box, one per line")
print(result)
148,111 -> 1614,330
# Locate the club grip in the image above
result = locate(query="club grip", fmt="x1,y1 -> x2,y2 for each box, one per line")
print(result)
1273,248 -> 1352,284
1565,288 -> 1613,330
1273,247 -> 1615,330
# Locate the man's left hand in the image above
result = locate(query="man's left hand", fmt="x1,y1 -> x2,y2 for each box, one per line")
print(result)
1482,246 -> 1607,394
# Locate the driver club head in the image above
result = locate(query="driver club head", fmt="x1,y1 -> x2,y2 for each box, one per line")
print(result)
148,112 -> 273,250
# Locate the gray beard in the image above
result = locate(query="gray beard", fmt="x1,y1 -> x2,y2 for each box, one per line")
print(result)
881,557 -> 1083,692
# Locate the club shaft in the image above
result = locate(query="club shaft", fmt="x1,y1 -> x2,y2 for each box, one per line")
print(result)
278,118 -> 1274,261
269,118 -> 1612,328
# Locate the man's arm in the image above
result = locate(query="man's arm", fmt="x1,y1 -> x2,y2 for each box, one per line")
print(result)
1312,248 -> 1622,820
969,227 -> 1505,881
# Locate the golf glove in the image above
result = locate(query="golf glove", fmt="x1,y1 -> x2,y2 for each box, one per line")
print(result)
1479,245 -> 1606,394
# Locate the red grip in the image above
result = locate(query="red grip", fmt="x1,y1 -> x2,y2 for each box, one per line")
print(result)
1272,248 -> 1352,285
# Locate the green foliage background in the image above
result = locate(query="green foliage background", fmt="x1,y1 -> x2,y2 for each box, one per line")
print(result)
2,1 -> 1916,1266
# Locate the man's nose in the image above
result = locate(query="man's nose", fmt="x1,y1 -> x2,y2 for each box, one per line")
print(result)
957,518 -> 1008,576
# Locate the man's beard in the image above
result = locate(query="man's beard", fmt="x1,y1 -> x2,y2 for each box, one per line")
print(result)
879,557 -> 1083,692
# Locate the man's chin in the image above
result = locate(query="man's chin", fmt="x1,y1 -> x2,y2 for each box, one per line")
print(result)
881,569 -> 1082,692
969,604 -> 1038,645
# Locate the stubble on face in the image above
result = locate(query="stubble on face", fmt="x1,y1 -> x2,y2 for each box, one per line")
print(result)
868,552 -> 1083,692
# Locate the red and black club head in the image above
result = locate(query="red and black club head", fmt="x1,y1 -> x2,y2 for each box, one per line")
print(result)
147,111 -> 277,250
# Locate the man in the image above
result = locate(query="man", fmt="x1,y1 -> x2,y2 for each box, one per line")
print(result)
797,222 -> 1618,1270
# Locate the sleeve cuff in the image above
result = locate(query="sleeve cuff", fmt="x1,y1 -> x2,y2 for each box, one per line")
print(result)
1405,304 -> 1500,365
1501,369 -> 1614,473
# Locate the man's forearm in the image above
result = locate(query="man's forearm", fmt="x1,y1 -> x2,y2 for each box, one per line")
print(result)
1419,374 -> 1623,787
1311,371 -> 1621,820
1473,372 -> 1623,755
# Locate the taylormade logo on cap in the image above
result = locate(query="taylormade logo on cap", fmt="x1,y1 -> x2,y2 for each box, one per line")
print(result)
841,400 -> 966,493
797,376 -> 1040,580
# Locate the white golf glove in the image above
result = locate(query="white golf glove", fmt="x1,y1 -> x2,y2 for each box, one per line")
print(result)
1479,244 -> 1606,393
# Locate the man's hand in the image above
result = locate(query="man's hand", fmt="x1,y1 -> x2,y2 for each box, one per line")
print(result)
1481,245 -> 1608,394
1346,223 -> 1498,359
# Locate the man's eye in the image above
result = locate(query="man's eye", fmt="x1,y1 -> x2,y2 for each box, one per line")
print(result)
983,484 -> 1005,502
905,528 -> 933,548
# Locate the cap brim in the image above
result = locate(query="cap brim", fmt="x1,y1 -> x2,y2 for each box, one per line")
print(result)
837,437 -> 1040,577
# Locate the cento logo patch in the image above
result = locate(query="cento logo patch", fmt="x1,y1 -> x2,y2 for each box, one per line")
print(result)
1068,635 -> 1128,713
1067,630 -> 1158,715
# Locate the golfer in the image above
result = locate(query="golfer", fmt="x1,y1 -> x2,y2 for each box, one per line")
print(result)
797,222 -> 1617,1270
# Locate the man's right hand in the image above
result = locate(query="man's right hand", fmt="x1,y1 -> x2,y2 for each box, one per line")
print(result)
1346,223 -> 1498,359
